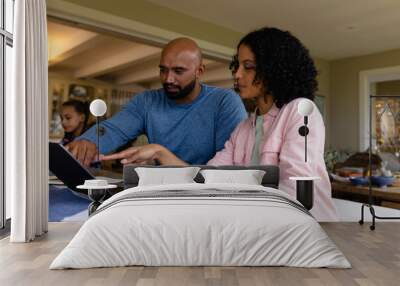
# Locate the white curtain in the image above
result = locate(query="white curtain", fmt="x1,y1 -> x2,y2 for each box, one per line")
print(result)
7,0 -> 48,242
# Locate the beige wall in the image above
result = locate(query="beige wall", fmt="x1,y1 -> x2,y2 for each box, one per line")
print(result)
376,80 -> 400,95
314,58 -> 331,146
330,49 -> 400,151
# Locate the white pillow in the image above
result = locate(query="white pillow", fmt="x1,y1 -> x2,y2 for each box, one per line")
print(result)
200,169 -> 266,185
135,167 -> 201,186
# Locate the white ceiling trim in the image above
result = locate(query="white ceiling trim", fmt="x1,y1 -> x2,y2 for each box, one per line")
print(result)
47,0 -> 235,61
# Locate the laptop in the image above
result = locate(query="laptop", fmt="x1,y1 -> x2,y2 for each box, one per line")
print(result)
49,142 -> 122,194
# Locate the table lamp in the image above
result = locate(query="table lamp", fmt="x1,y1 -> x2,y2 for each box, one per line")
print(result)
291,99 -> 318,210
89,99 -> 107,164
77,179 -> 117,215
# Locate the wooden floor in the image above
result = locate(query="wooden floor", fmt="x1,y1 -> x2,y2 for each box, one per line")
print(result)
0,222 -> 399,286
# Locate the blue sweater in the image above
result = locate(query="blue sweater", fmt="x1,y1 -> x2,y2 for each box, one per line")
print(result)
78,84 -> 247,164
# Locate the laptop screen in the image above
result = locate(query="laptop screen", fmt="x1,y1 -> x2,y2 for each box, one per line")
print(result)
49,142 -> 95,192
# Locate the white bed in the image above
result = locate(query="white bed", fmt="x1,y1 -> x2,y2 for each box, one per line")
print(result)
50,183 -> 350,269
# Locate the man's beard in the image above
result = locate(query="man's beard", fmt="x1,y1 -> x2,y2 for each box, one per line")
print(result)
163,79 -> 197,100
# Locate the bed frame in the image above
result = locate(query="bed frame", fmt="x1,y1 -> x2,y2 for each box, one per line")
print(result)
87,165 -> 313,214
123,165 -> 280,189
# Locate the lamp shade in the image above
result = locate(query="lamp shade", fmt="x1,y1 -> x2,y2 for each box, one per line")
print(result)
90,99 -> 107,117
297,99 -> 314,116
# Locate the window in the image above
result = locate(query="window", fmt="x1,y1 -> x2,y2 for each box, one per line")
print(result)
1,0 -> 14,230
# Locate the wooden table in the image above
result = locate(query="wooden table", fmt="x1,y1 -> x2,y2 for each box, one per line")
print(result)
331,181 -> 400,209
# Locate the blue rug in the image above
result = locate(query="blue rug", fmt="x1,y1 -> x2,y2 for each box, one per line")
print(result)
49,186 -> 90,222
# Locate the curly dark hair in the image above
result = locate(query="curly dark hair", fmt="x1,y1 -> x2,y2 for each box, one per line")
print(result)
230,27 -> 317,108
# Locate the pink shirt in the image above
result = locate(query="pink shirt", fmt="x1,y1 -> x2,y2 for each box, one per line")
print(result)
208,98 -> 338,221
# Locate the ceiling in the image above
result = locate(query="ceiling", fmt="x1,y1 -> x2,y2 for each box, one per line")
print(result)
148,0 -> 400,60
49,0 -> 400,86
48,20 -> 233,89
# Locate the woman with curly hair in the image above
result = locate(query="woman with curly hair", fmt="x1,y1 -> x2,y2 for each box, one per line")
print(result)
207,27 -> 338,221
102,27 -> 338,221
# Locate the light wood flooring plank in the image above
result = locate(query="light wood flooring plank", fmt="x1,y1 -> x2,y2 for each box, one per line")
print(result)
0,222 -> 399,286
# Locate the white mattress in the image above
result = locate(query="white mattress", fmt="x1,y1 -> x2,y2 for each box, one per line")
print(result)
50,183 -> 351,269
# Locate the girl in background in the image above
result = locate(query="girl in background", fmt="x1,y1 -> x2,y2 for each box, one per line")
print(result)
60,100 -> 90,145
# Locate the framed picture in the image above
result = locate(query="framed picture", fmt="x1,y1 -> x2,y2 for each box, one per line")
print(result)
69,84 -> 93,99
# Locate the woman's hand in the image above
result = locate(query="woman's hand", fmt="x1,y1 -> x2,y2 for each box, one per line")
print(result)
100,144 -> 163,164
100,144 -> 188,165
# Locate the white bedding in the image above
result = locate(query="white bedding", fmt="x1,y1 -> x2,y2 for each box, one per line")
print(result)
50,183 -> 350,269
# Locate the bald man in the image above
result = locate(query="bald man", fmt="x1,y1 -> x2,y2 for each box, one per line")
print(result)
68,38 -> 247,166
